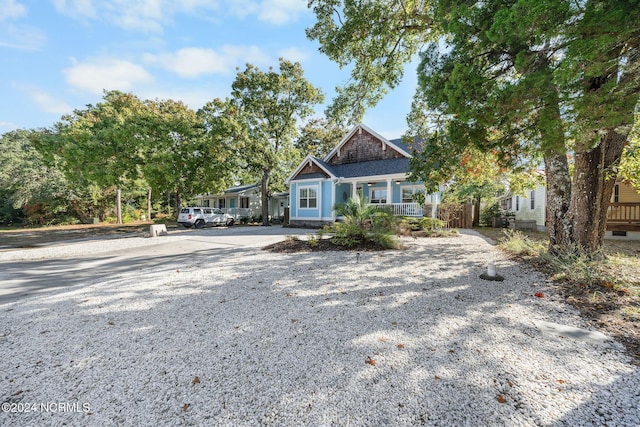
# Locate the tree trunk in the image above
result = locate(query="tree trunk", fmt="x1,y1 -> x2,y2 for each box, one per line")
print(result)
544,151 -> 572,251
147,188 -> 152,221
175,190 -> 182,216
115,187 -> 122,224
261,170 -> 270,226
570,129 -> 627,252
472,195 -> 480,227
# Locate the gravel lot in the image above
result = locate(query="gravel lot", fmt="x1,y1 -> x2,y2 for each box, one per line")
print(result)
1,231 -> 638,426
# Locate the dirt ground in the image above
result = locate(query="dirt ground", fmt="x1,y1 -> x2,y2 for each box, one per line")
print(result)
0,222 -> 167,249
474,227 -> 640,364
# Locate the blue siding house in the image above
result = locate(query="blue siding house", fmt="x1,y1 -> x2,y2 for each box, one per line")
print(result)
286,124 -> 440,227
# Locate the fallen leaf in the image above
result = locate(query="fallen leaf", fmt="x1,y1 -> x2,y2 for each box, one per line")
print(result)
365,356 -> 376,366
378,337 -> 387,342
507,380 -> 514,387
534,292 -> 544,298
108,322 -> 115,326
497,395 -> 507,403
557,379 -> 565,384
176,270 -> 180,273
192,376 -> 200,385
434,375 -> 441,380
448,349 -> 455,353
183,403 -> 189,412
397,344 -> 405,349
291,319 -> 297,323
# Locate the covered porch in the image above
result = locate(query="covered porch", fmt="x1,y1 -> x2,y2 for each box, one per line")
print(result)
607,202 -> 640,232
333,177 -> 439,218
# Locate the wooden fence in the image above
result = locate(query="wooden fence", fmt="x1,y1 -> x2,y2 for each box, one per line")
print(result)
437,203 -> 474,229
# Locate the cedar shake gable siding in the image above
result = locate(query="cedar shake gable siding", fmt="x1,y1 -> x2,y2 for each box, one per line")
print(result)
290,160 -> 330,181
327,129 -> 406,165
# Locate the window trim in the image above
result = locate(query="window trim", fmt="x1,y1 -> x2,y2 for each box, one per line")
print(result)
530,190 -> 535,210
401,185 -> 425,203
369,188 -> 388,204
298,185 -> 318,210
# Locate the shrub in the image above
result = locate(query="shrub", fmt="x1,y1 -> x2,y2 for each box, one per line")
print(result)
321,196 -> 399,249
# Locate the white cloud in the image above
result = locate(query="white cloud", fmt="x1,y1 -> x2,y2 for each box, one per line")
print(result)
64,57 -> 154,94
0,24 -> 46,50
145,45 -> 271,77
257,0 -> 307,25
144,47 -> 230,78
278,47 -> 310,63
51,0 -> 97,19
0,121 -> 19,131
27,89 -> 72,114
0,0 -> 26,21
52,0 -> 223,33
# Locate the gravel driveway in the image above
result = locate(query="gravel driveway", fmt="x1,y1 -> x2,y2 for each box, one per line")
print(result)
1,231 -> 638,426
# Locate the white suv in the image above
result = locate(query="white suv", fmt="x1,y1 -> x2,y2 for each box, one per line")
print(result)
177,207 -> 235,229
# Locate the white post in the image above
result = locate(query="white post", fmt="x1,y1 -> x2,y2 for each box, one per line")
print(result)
386,179 -> 392,206
352,181 -> 357,200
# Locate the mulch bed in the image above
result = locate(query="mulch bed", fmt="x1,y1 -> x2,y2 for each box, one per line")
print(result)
263,238 -> 387,253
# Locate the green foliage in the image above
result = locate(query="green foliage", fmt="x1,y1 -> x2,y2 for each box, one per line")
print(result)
0,129 -> 76,225
480,203 -> 502,227
201,59 -> 324,226
295,118 -> 348,159
321,196 -> 399,249
498,229 -> 546,257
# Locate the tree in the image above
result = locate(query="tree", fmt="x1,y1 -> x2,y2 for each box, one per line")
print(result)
0,130 -> 70,225
308,0 -> 640,252
295,118 -> 348,159
51,91 -> 146,224
213,59 -> 324,226
141,98 -> 232,214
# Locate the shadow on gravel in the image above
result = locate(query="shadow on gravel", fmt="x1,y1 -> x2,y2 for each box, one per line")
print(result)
1,236 -> 637,426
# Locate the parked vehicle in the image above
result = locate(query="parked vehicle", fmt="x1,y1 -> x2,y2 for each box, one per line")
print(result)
177,207 -> 235,229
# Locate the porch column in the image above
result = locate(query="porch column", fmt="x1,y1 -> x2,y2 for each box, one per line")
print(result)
386,179 -> 392,205
352,181 -> 358,200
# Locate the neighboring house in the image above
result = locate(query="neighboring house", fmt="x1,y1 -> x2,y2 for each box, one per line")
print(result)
196,184 -> 289,222
500,184 -> 547,232
501,179 -> 640,240
286,124 -> 440,227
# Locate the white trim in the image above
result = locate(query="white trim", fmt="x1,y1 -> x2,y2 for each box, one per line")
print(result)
317,183 -> 322,219
339,172 -> 407,183
285,155 -> 336,184
297,184 -> 319,210
323,124 -> 412,162
369,188 -> 388,204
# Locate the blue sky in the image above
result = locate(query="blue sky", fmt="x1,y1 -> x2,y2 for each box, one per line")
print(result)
0,0 -> 419,140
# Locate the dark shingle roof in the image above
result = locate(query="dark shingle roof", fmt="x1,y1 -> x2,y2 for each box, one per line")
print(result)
331,157 -> 410,178
225,183 -> 258,194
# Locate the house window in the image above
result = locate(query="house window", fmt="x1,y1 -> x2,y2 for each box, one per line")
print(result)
530,190 -> 535,210
402,187 -> 424,203
370,189 -> 387,204
219,199 -> 226,209
614,184 -> 620,203
240,197 -> 249,209
299,186 -> 318,209
515,196 -> 519,211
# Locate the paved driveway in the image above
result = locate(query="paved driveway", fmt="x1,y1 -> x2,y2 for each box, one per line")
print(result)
0,225 -> 312,304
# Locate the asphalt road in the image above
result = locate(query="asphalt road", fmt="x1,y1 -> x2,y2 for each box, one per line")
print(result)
0,225 -> 313,304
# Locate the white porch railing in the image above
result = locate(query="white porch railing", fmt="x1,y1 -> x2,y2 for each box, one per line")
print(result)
370,203 -> 424,217
221,208 -> 252,218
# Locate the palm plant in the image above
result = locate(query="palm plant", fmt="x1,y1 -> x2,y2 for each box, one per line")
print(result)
321,196 -> 399,249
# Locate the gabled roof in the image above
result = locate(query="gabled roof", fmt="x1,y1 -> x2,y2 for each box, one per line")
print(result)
285,155 -> 337,184
323,124 -> 412,162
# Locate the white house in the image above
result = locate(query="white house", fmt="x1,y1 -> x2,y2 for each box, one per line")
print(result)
501,179 -> 640,240
196,184 -> 288,222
